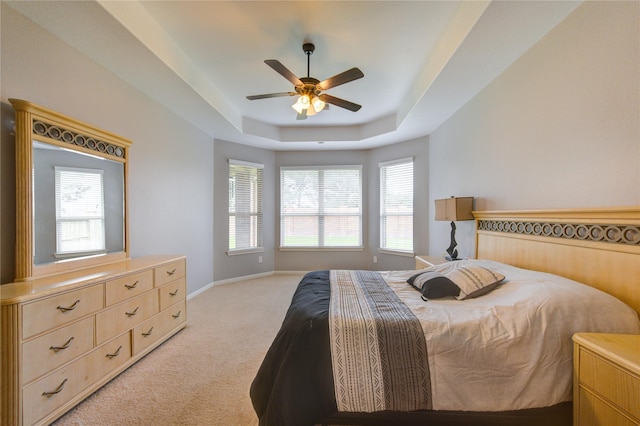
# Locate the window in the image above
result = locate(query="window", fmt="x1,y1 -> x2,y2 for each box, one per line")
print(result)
281,166 -> 362,248
229,159 -> 263,253
380,158 -> 414,253
55,166 -> 106,256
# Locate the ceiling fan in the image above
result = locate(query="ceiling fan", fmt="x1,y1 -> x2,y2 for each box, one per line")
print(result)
246,42 -> 364,120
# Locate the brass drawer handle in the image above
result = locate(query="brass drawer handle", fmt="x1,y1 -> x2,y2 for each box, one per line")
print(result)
166,268 -> 176,276
169,289 -> 179,296
125,307 -> 139,317
57,299 -> 80,312
142,327 -> 154,337
124,280 -> 139,290
172,310 -> 182,319
106,345 -> 122,359
43,378 -> 68,397
50,337 -> 74,352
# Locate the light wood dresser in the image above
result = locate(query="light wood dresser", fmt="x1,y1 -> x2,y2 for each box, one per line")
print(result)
573,333 -> 640,426
0,255 -> 187,426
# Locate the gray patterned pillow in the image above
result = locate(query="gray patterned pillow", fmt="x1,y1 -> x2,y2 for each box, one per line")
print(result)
446,266 -> 505,300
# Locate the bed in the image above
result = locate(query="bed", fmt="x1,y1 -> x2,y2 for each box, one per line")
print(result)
250,208 -> 640,426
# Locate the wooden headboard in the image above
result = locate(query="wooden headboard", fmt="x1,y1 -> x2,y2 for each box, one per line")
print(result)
473,207 -> 640,315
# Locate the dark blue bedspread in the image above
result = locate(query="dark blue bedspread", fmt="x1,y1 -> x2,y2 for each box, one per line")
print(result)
250,271 -> 337,426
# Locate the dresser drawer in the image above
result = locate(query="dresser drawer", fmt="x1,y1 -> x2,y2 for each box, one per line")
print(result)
94,333 -> 133,380
105,270 -> 154,306
158,277 -> 186,311
578,387 -> 637,426
132,300 -> 186,355
95,291 -> 159,345
22,332 -> 130,426
579,348 -> 640,419
154,259 -> 186,287
22,285 -> 104,339
22,316 -> 95,385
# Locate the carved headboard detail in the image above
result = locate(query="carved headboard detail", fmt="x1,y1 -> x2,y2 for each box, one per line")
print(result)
474,207 -> 640,315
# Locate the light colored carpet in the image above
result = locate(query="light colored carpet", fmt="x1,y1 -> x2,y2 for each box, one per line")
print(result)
52,273 -> 303,426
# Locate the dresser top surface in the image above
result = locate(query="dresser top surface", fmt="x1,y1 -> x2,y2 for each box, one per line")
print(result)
0,255 -> 185,304
573,333 -> 640,375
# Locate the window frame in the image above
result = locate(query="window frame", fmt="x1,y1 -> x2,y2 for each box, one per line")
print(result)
379,157 -> 414,256
54,166 -> 106,258
280,165 -> 363,251
228,159 -> 264,256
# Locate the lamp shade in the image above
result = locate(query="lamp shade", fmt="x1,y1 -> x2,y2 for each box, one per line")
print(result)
435,197 -> 474,221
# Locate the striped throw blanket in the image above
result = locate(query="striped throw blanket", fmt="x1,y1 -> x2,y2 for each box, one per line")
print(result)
329,270 -> 432,413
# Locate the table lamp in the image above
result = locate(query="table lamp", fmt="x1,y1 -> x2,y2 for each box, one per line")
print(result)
435,196 -> 474,260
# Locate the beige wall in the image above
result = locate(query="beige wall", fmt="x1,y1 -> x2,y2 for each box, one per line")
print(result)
213,139 -> 276,281
366,137 -> 430,271
274,136 -> 429,273
429,1 -> 640,258
1,4 -> 215,292
212,136 -> 429,279
0,1 -> 429,286
2,1 -> 637,285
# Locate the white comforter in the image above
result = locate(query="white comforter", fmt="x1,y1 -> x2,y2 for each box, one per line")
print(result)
381,259 -> 640,412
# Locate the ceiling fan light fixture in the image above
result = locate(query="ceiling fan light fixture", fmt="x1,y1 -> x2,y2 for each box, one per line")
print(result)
248,42 -> 363,119
292,93 -> 318,116
298,94 -> 310,108
312,96 -> 325,112
292,95 -> 309,114
291,102 -> 304,114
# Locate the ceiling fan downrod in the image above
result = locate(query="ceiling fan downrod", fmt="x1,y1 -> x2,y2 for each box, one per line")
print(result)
303,43 -> 315,78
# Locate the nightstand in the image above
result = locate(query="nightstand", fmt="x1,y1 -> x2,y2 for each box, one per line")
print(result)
572,333 -> 640,426
414,255 -> 448,269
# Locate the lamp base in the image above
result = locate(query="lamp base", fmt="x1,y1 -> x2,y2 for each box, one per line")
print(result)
446,221 -> 459,260
444,255 -> 462,261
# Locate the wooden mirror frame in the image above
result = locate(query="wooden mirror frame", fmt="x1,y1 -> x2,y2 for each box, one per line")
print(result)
10,99 -> 131,280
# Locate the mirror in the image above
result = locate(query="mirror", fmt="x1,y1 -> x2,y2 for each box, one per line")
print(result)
32,142 -> 125,265
10,99 -> 131,280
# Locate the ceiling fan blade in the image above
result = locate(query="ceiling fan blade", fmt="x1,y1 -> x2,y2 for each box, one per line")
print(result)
317,68 -> 364,90
265,60 -> 303,86
296,110 -> 308,120
246,92 -> 297,100
319,94 -> 361,112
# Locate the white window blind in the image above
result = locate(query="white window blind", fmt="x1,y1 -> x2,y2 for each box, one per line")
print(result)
280,166 -> 362,248
55,166 -> 106,255
229,159 -> 263,251
380,158 -> 414,252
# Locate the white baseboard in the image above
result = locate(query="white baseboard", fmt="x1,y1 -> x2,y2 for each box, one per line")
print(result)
187,270 -> 309,300
187,281 -> 215,300
213,271 -> 275,287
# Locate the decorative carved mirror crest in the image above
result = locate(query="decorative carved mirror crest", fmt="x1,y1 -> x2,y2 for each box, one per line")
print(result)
10,99 -> 131,280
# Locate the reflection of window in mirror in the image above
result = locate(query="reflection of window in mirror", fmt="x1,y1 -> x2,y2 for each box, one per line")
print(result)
54,166 -> 106,258
32,141 -> 125,266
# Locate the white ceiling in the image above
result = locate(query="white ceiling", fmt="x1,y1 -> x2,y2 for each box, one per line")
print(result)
7,1 -> 581,151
